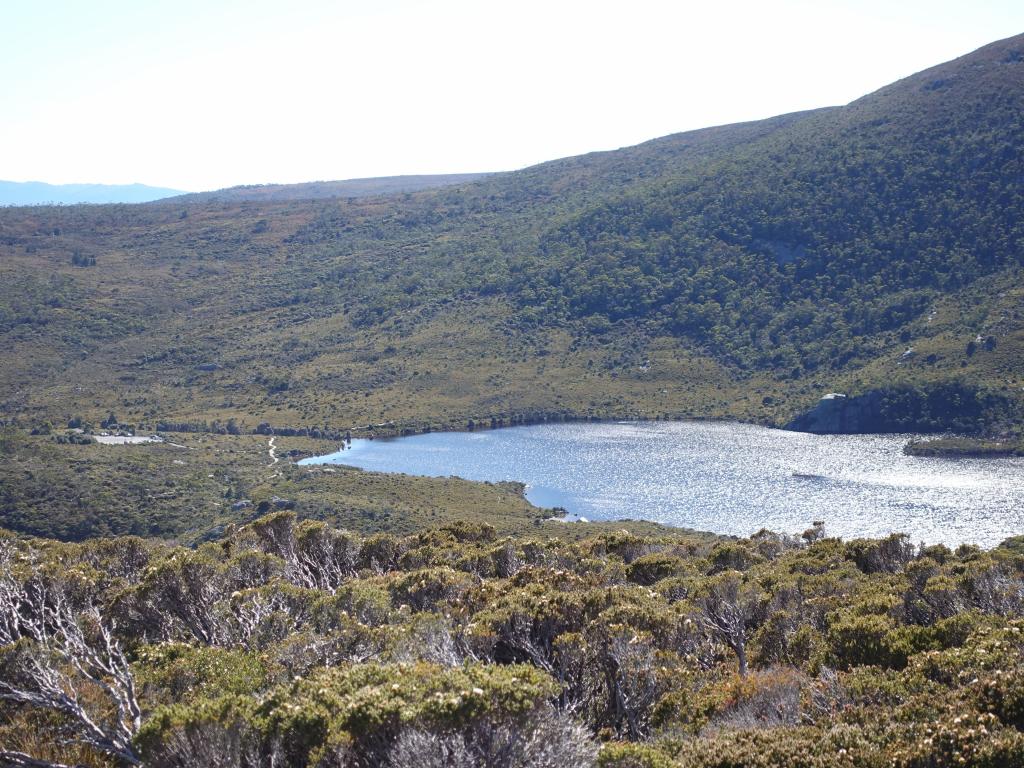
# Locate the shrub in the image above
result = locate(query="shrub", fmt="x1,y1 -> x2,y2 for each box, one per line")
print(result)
138,662 -> 559,767
973,668 -> 1024,730
753,610 -> 799,667
705,668 -> 808,732
907,623 -> 1024,686
627,553 -> 687,586
597,743 -> 676,768
331,580 -> 394,626
135,644 -> 268,705
891,712 -> 1024,768
359,533 -> 407,573
650,680 -> 729,736
707,543 -> 764,574
827,613 -> 907,670
389,567 -> 475,612
385,710 -> 596,768
845,535 -> 915,574
438,520 -> 498,543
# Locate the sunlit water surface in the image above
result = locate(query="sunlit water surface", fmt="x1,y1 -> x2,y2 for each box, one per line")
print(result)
300,422 -> 1024,547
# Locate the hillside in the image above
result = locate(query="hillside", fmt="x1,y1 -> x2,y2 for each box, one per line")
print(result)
0,180 -> 185,205
172,173 -> 493,203
515,35 -> 1024,375
0,34 -> 1022,446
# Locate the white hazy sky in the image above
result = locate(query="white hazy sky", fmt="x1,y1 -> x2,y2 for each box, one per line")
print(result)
2,0 -> 1023,192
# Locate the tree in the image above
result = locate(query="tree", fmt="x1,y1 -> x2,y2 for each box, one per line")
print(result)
695,571 -> 763,677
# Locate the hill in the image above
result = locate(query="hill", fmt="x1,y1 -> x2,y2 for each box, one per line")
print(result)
513,35 -> 1024,376
172,173 -> 493,203
0,34 -> 1022,446
0,180 -> 185,205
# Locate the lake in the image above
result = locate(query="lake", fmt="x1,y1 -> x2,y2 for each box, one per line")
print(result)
300,421 -> 1024,547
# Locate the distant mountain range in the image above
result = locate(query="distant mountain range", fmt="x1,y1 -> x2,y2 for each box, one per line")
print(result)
0,175 -> 495,207
0,181 -> 185,206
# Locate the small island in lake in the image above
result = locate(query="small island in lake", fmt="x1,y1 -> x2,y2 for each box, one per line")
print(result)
904,436 -> 1024,458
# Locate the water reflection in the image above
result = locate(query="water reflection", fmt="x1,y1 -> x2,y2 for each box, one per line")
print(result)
300,421 -> 1024,547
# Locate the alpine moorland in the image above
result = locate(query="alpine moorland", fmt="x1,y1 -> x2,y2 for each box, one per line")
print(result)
3,32 -> 1024,768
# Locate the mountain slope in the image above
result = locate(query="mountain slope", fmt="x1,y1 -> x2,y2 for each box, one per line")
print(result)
0,35 -> 1022,438
172,173 -> 493,203
515,33 -> 1024,371
0,180 -> 184,205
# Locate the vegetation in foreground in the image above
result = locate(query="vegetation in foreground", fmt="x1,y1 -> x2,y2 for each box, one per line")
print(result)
2,516 -> 1024,766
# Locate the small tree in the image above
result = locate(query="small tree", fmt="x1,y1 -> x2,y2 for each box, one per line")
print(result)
695,571 -> 763,677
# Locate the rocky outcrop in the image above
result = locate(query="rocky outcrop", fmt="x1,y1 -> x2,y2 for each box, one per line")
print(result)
786,391 -> 885,434
782,382 -> 1015,436
786,382 -> 1017,435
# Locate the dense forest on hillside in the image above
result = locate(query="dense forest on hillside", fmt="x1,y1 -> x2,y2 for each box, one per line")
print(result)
3,516 -> 1024,767
513,40 -> 1024,374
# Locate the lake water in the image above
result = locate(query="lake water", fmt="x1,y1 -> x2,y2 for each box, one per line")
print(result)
300,421 -> 1024,547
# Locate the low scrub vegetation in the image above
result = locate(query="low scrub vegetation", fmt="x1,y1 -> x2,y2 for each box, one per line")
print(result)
2,514 -> 1024,766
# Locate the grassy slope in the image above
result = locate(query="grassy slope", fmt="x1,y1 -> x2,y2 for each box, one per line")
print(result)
0,429 -> 701,542
0,117 -> 799,431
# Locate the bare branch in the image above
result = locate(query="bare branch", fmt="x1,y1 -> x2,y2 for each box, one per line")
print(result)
0,547 -> 142,766
0,751 -> 79,768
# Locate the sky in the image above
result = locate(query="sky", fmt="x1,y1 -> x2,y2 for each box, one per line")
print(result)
2,0 -> 1023,192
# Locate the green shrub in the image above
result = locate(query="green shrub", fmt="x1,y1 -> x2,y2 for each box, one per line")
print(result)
627,553 -> 687,586
389,567 -> 475,611
597,742 -> 677,768
973,668 -> 1024,730
135,643 -> 269,704
358,533 -> 406,572
138,662 -> 558,766
828,613 -> 907,670
707,543 -> 764,574
891,712 -> 1024,768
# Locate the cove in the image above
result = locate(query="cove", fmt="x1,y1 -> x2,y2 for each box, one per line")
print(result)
299,421 -> 1024,547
